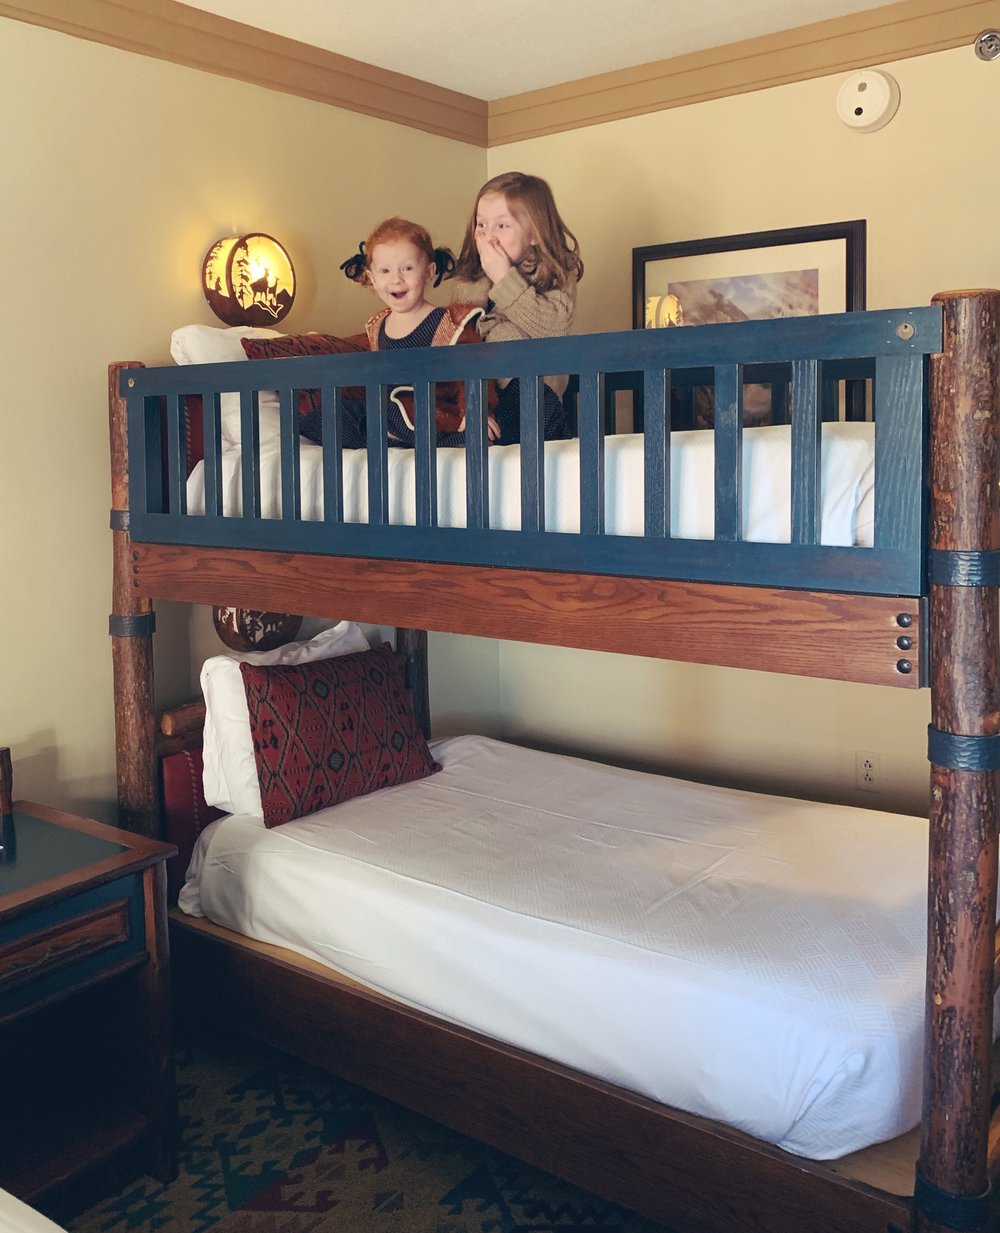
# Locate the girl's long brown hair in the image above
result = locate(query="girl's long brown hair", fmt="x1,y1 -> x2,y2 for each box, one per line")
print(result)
453,173 -> 583,294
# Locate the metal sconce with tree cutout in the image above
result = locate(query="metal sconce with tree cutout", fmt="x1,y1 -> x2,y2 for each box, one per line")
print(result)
202,232 -> 295,327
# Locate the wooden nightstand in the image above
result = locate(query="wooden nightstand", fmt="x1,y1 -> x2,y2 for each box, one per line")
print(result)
0,789 -> 177,1219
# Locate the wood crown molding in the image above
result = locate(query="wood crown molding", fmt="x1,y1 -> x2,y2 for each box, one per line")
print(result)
0,0 -> 488,146
3,0 -> 997,148
489,0 -> 1000,144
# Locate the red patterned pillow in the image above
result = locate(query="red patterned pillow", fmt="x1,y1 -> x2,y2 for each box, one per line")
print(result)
239,642 -> 439,827
241,333 -> 368,413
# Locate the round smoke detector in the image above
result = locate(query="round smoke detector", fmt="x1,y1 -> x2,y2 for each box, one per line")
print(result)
836,69 -> 900,132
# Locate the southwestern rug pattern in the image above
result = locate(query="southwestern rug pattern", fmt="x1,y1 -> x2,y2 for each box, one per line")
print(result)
69,1025 -> 676,1233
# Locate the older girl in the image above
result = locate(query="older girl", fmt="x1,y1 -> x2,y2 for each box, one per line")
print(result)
450,172 -> 584,442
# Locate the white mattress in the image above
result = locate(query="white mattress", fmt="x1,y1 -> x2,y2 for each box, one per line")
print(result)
0,1190 -> 66,1233
186,422 -> 875,545
180,733 -> 932,1160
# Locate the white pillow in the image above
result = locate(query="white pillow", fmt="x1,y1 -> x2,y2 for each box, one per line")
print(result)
170,324 -> 284,448
169,323 -> 284,365
201,621 -> 372,817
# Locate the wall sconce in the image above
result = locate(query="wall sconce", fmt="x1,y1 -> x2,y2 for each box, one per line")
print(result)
202,232 -> 296,327
212,607 -> 302,652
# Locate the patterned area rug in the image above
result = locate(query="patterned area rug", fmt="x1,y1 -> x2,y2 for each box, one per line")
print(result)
69,1024 -> 677,1233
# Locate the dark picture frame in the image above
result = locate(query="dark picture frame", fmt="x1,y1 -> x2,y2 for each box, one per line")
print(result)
632,220 -> 867,330
622,220 -> 867,427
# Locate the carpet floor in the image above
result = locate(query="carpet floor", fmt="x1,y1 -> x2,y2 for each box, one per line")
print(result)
67,1024 -> 677,1233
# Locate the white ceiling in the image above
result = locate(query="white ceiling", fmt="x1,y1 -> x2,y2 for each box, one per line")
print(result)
178,0 -> 904,99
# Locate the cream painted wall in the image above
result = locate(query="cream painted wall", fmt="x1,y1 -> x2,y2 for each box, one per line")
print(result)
4,17 -> 995,824
0,18 -> 490,820
485,45 -> 1000,816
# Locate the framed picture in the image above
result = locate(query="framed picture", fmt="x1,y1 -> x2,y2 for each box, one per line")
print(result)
628,221 -> 866,426
632,220 -> 866,330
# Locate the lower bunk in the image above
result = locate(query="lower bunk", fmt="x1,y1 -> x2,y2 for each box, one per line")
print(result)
160,686 -> 971,1233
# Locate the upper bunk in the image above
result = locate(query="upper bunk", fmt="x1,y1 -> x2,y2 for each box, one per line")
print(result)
109,288 -> 1000,691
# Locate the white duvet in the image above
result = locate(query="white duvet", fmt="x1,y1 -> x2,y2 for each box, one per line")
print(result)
186,422 -> 875,545
0,1190 -> 66,1233
180,734 -> 932,1160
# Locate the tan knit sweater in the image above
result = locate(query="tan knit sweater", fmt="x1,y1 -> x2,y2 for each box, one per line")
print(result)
450,268 -> 576,395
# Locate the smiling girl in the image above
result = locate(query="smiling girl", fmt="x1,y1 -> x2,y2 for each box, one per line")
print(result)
337,216 -> 499,447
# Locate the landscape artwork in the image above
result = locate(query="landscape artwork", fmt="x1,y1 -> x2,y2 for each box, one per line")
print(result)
645,268 -> 820,329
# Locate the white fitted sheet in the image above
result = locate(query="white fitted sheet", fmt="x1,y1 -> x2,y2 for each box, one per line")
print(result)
186,422 -> 875,545
0,1190 -> 67,1233
180,734 -> 932,1160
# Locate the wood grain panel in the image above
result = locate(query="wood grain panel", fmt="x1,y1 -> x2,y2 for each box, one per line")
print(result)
1,0 -> 487,145
132,543 -> 923,687
171,912 -> 911,1233
489,0 -> 1000,144
0,900 -> 130,992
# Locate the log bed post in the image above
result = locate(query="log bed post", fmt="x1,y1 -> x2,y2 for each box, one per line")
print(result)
109,361 -> 159,838
918,290 -> 1000,1233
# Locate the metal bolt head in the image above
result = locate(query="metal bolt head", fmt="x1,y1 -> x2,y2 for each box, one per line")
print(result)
975,29 -> 1000,61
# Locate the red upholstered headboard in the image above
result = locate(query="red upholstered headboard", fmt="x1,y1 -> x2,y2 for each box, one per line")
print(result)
160,745 -> 221,901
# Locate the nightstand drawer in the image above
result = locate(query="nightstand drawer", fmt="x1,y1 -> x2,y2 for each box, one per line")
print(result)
0,876 -> 146,1021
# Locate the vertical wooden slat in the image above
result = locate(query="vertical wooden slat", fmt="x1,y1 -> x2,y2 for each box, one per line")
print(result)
790,360 -> 821,545
277,388 -> 301,521
395,627 -> 430,739
918,288 -> 1000,1231
134,859 -> 177,1181
578,372 -> 605,535
365,384 -> 390,526
464,379 -> 489,531
713,364 -> 743,542
201,392 -> 223,518
643,368 -> 670,538
321,385 -> 344,523
165,393 -> 185,514
413,380 -> 437,529
108,362 -> 158,838
239,389 -> 262,519
519,375 -> 545,533
873,355 -> 926,553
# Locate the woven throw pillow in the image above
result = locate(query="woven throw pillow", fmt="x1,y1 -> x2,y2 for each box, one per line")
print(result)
201,621 -> 371,819
240,642 -> 439,827
241,332 -> 368,415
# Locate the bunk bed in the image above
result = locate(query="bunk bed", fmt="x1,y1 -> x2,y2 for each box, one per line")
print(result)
108,288 -> 1000,1233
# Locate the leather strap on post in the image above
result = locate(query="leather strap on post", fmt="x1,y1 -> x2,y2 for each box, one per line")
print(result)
929,549 -> 1000,587
928,725 -> 1000,772
913,1169 -> 993,1232
109,613 -> 156,638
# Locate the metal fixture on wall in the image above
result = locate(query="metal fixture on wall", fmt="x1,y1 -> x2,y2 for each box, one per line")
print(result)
975,30 -> 1000,61
202,232 -> 295,326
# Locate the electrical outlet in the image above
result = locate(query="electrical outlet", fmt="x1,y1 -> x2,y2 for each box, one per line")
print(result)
855,751 -> 881,792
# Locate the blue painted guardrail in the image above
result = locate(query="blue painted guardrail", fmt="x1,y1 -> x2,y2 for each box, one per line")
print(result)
123,306 -> 941,596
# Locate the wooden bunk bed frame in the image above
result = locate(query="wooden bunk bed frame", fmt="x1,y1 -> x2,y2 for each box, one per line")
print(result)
108,289 -> 1000,1233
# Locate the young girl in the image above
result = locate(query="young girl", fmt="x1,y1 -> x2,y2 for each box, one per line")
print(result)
450,172 -> 584,443
334,216 -> 499,449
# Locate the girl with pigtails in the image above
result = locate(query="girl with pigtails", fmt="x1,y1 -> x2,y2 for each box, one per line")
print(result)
328,216 -> 499,449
